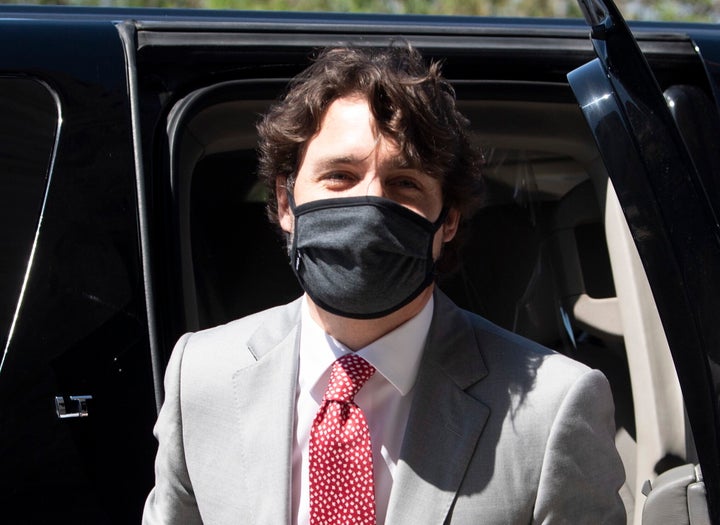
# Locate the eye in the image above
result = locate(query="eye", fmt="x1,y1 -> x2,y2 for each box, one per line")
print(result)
398,179 -> 420,189
389,175 -> 422,191
326,171 -> 352,181
319,171 -> 357,188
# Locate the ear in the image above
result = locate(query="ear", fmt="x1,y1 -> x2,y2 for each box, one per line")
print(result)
442,208 -> 460,243
276,176 -> 294,234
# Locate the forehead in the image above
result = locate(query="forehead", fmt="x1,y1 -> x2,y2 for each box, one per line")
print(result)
302,97 -> 397,160
315,95 -> 376,138
301,95 -> 424,172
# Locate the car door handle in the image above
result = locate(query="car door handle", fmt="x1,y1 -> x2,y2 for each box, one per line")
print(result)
55,395 -> 92,419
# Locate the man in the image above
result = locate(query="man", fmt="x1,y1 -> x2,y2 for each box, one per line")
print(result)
143,46 -> 625,524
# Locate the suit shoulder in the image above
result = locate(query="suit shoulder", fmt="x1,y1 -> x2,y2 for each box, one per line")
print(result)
461,307 -> 592,380
455,307 -> 611,429
195,298 -> 301,346
178,298 -> 302,369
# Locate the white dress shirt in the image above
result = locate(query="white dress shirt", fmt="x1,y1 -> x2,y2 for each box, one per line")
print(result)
291,296 -> 433,525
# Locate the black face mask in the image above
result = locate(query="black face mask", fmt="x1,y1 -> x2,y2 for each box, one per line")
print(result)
288,194 -> 448,319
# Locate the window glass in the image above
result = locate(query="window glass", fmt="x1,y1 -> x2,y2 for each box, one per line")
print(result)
0,78 -> 58,350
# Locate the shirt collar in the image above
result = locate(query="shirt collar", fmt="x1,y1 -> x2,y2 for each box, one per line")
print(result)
299,295 -> 433,397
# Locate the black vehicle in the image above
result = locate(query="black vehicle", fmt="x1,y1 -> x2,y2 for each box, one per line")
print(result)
0,1 -> 718,523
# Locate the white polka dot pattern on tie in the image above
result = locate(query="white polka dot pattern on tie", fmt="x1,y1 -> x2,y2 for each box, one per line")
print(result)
309,354 -> 377,525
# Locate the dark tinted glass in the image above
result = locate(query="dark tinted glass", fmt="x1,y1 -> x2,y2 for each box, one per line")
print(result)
0,78 -> 58,351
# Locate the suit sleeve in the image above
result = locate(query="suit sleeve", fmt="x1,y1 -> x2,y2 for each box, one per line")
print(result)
532,369 -> 627,524
142,333 -> 203,525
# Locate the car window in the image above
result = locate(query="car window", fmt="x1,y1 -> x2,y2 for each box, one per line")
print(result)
0,77 -> 58,358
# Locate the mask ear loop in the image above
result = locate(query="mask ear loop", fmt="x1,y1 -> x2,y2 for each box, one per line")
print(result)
286,188 -> 303,271
286,188 -> 297,213
433,207 -> 450,231
426,206 -> 451,286
283,181 -> 299,259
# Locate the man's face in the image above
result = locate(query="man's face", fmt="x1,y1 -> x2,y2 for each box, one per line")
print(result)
277,95 -> 459,258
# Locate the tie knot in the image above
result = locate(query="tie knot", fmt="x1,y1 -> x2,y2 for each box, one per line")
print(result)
324,354 -> 376,403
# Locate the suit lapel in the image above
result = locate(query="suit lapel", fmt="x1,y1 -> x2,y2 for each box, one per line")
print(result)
227,294 -> 488,524
231,300 -> 302,523
386,290 -> 490,525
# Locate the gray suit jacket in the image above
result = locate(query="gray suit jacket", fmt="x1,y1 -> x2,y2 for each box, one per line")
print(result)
143,290 -> 626,524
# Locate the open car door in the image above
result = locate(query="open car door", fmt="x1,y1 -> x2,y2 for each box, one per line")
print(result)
568,0 -> 720,523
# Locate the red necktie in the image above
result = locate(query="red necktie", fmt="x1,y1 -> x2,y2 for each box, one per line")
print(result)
309,353 -> 377,525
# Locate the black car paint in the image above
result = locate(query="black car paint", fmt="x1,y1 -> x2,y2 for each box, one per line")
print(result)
0,19 -> 156,523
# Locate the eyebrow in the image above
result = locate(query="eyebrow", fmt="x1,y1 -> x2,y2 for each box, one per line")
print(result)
314,156 -> 362,170
313,155 -> 414,172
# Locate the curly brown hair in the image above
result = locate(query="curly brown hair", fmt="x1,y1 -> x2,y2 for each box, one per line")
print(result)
256,44 -> 484,267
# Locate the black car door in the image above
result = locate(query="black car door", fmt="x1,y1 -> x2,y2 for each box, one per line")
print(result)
0,19 -> 158,524
568,0 -> 720,521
